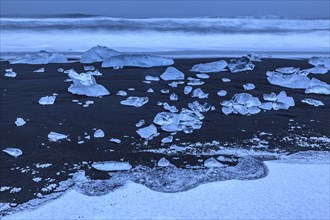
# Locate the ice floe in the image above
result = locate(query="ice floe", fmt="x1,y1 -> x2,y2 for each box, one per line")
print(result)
160,67 -> 185,81
120,97 -> 149,107
94,129 -> 105,138
190,60 -> 228,73
228,56 -> 255,73
136,124 -> 159,139
80,46 -> 120,64
33,68 -> 45,73
243,83 -> 255,90
10,51 -> 68,64
48,132 -> 67,142
15,118 -> 26,126
38,96 -> 56,105
2,148 -> 23,158
301,98 -> 324,106
102,54 -> 174,68
91,161 -> 132,171
67,69 -> 110,97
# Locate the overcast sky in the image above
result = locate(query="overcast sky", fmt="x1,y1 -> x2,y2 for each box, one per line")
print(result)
1,0 -> 329,18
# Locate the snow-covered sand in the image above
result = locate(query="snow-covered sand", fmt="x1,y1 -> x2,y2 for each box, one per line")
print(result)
4,161 -> 329,220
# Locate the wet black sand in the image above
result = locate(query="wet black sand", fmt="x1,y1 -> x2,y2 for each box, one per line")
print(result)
0,58 -> 329,208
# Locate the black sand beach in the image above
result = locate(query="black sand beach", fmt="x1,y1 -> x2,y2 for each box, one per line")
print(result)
1,58 -> 329,210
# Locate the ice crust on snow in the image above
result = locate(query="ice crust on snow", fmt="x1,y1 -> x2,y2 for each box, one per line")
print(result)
48,132 -> 67,142
67,69 -> 110,97
102,54 -> 174,68
10,51 -> 68,64
2,148 -> 23,158
228,56 -> 255,73
39,96 -> 56,105
120,97 -> 149,107
136,124 -> 159,140
190,60 -> 228,73
80,46 -> 120,64
92,161 -> 132,171
160,67 -> 185,81
15,118 -> 26,126
301,98 -> 324,106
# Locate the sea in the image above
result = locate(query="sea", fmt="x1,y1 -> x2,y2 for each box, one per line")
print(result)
0,15 -> 329,57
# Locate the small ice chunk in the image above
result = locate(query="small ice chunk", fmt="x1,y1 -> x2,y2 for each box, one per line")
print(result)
147,88 -> 154,93
39,96 -> 56,105
116,90 -> 127,96
120,97 -> 149,107
243,83 -> 255,90
33,68 -> 45,73
15,118 -> 26,126
2,148 -> 23,158
228,57 -> 255,73
196,73 -> 209,79
304,65 -> 328,75
161,89 -> 170,94
161,136 -> 173,143
184,86 -> 193,95
187,79 -> 204,86
191,88 -> 209,99
217,90 -> 227,96
301,98 -> 324,106
136,124 -> 158,139
67,70 -> 110,97
48,132 -> 67,142
170,93 -> 178,101
259,102 -> 273,110
102,54 -> 174,68
163,102 -> 179,113
32,177 -> 42,182
154,112 -> 180,126
92,161 -> 132,171
4,69 -> 17,78
247,53 -> 262,62
135,120 -> 145,127
84,66 -> 95,71
275,67 -> 300,74
145,76 -> 160,81
160,67 -> 185,81
78,141 -> 84,144
58,68 -> 64,73
222,106 -> 233,115
110,138 -> 121,144
263,92 -> 277,101
276,91 -> 295,107
190,60 -> 228,73
222,78 -> 231,82
157,157 -> 171,167
87,69 -> 103,76
204,158 -> 225,168
94,129 -> 105,138
80,46 -> 120,64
